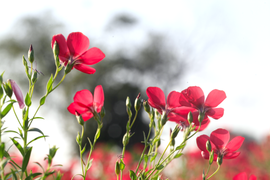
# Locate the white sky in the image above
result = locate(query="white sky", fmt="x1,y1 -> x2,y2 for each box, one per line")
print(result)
1,0 -> 270,167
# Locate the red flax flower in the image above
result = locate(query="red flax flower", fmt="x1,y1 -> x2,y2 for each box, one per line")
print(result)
51,32 -> 105,74
146,87 -> 209,130
233,172 -> 257,180
196,128 -> 244,161
180,86 -> 226,120
67,85 -> 104,121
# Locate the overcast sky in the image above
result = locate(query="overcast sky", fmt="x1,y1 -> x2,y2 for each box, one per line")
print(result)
1,0 -> 270,165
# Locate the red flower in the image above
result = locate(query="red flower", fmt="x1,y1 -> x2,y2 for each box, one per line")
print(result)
233,172 -> 257,180
196,128 -> 244,161
146,87 -> 209,130
67,85 -> 104,121
180,86 -> 226,120
51,32 -> 105,74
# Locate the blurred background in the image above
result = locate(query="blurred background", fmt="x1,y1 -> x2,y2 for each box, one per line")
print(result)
0,0 -> 270,179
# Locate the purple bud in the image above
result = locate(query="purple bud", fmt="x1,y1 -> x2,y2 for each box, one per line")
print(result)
8,79 -> 25,109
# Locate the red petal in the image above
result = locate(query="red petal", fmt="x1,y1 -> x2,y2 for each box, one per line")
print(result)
73,89 -> 93,107
249,175 -> 257,180
181,86 -> 205,108
67,102 -> 88,115
226,136 -> 245,152
77,47 -> 105,65
51,34 -> 70,62
205,89 -> 226,108
146,87 -> 166,111
74,64 -> 96,74
94,85 -> 104,113
67,32 -> 89,58
195,117 -> 210,131
210,128 -> 230,150
80,111 -> 94,121
224,151 -> 241,159
196,135 -> 210,151
233,172 -> 247,180
179,93 -> 193,107
206,108 -> 224,119
167,91 -> 181,109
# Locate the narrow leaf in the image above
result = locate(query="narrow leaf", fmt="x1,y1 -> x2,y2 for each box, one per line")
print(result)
173,153 -> 183,159
156,164 -> 164,170
27,135 -> 48,146
22,147 -> 32,172
46,75 -> 54,93
129,170 -> 137,180
25,92 -> 32,107
10,138 -> 24,155
1,102 -> 15,118
40,96 -> 46,106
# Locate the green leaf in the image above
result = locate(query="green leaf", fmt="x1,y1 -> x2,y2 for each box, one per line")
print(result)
86,159 -> 93,170
1,101 -> 15,118
10,169 -> 18,180
173,153 -> 183,159
176,142 -> 186,150
46,75 -> 54,93
22,147 -> 32,172
129,170 -> 137,180
119,159 -> 125,170
156,164 -> 164,170
32,117 -> 44,120
27,135 -> 48,146
39,96 -> 46,106
0,143 -> 5,159
0,86 -> 3,100
25,173 -> 42,180
25,92 -> 31,107
150,153 -> 157,162
28,128 -> 46,137
10,138 -> 24,155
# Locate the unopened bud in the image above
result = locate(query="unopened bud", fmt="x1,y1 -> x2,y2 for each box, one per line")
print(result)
209,150 -> 214,165
75,111 -> 84,126
126,96 -> 131,108
143,100 -> 150,114
28,45 -> 34,63
122,133 -> 129,146
134,93 -> 141,111
31,71 -> 38,84
171,125 -> 181,139
170,138 -> 175,147
187,111 -> 193,124
206,140 -> 212,152
53,41 -> 59,57
76,132 -> 82,145
115,162 -> 120,175
3,82 -> 12,98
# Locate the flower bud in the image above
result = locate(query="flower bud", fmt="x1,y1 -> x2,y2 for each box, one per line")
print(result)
171,125 -> 181,139
126,96 -> 131,108
75,111 -> 84,126
76,132 -> 82,145
8,79 -> 25,109
187,111 -> 193,124
134,93 -> 141,111
170,138 -> 175,147
217,154 -> 223,166
22,56 -> 30,78
115,161 -> 120,175
206,140 -> 212,152
31,71 -> 38,84
28,44 -> 34,63
49,145 -> 58,159
209,150 -> 214,165
122,133 -> 129,146
143,100 -> 150,114
53,41 -> 59,57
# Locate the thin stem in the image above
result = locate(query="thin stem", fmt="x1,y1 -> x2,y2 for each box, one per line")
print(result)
207,164 -> 220,179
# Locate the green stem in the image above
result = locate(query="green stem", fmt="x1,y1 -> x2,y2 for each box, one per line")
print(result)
207,164 -> 220,179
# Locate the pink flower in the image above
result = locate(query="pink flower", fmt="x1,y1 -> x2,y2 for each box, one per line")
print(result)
51,32 -> 105,74
67,85 -> 104,121
196,128 -> 244,161
180,86 -> 226,120
8,79 -> 25,109
233,172 -> 257,180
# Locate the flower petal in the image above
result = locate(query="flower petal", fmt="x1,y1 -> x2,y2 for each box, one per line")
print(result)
73,89 -> 93,107
77,47 -> 105,65
67,102 -> 89,115
9,79 -> 25,109
210,128 -> 230,150
226,136 -> 245,152
146,87 -> 166,112
51,34 -> 70,62
224,151 -> 241,159
80,111 -> 94,121
67,32 -> 90,58
249,175 -> 257,180
94,85 -> 104,113
167,91 -> 181,109
205,89 -> 226,108
206,108 -> 224,119
181,86 -> 205,109
233,172 -> 247,180
197,135 -> 210,152
74,64 -> 96,74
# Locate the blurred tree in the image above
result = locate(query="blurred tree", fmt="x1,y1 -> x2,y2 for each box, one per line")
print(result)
0,11 -> 189,155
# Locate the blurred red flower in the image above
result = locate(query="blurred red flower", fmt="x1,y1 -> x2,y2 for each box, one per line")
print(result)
233,172 -> 257,180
